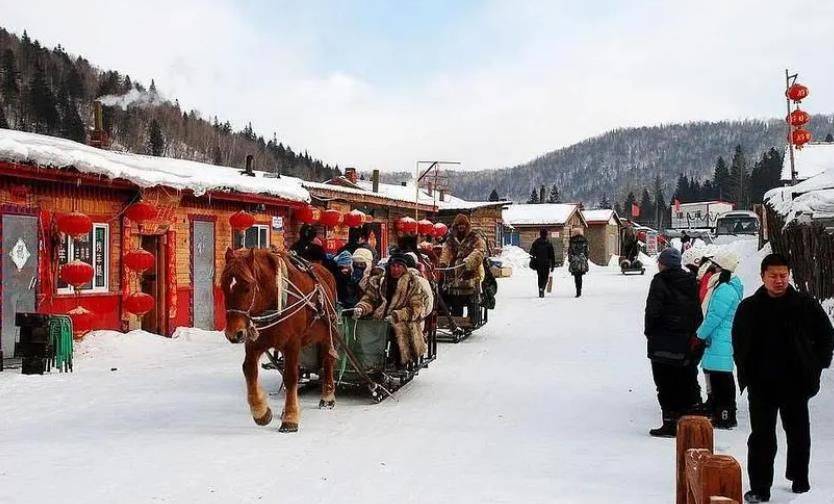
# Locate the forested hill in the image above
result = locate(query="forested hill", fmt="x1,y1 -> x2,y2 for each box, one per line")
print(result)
0,27 -> 338,181
445,117 -> 834,204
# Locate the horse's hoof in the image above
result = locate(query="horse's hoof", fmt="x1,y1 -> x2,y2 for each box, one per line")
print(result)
319,399 -> 336,409
278,422 -> 299,433
253,408 -> 273,426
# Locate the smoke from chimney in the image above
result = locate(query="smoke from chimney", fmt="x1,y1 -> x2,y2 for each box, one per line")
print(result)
97,89 -> 165,110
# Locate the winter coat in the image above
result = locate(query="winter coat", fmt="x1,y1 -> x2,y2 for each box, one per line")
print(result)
439,231 -> 486,296
644,267 -> 704,366
696,276 -> 743,372
354,269 -> 429,364
335,270 -> 362,309
732,285 -> 834,398
529,237 -> 556,271
567,235 -> 589,276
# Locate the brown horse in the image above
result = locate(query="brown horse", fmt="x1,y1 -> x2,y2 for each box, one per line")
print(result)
222,247 -> 338,432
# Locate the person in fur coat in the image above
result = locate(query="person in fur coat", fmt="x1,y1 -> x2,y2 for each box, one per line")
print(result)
439,213 -> 486,321
353,251 -> 429,366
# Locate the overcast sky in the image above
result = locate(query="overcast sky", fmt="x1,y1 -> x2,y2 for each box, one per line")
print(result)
2,1 -> 833,172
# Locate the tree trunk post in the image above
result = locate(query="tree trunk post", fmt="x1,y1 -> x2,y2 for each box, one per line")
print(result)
677,415 -> 714,504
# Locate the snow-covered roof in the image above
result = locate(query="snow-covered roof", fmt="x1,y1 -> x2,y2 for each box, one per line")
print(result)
767,157 -> 834,221
353,179 -> 437,206
781,143 -> 834,182
582,209 -> 619,224
503,203 -> 582,226
436,194 -> 509,211
0,128 -> 310,202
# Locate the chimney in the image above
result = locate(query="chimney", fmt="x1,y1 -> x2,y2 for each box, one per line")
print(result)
242,154 -> 255,176
344,167 -> 358,184
89,100 -> 110,149
401,181 -> 407,187
439,189 -> 446,202
372,169 -> 380,193
94,101 -> 103,131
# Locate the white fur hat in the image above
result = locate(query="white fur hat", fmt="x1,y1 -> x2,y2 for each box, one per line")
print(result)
712,250 -> 740,272
682,246 -> 705,267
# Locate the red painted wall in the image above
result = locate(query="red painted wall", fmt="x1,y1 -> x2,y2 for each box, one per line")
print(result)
41,294 -> 121,332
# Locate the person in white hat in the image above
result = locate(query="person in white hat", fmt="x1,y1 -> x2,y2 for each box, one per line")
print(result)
695,249 -> 743,429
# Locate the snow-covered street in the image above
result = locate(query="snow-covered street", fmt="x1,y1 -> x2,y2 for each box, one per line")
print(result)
1,262 -> 832,504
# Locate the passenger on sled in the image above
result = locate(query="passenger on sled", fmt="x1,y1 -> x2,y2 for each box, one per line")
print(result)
352,251 -> 430,366
439,213 -> 486,324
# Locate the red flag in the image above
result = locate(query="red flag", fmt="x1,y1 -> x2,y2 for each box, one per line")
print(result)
631,202 -> 640,218
674,198 -> 681,213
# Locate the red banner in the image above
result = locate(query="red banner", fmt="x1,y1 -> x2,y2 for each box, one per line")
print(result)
631,202 -> 640,218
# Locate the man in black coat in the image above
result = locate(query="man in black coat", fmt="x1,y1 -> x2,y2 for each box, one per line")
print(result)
644,247 -> 704,437
529,228 -> 556,298
732,253 -> 834,503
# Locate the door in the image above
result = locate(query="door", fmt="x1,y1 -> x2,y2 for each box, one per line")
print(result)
139,235 -> 166,335
2,214 -> 39,357
192,220 -> 215,330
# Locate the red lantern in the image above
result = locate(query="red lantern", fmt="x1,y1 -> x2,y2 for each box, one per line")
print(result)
124,249 -> 155,273
67,306 -> 95,338
57,211 -> 93,239
125,201 -> 159,223
320,209 -> 343,228
60,260 -> 94,289
229,210 -> 255,230
396,217 -> 418,234
296,205 -> 320,224
432,222 -> 448,238
417,219 -> 434,235
787,109 -> 810,127
792,128 -> 812,147
786,83 -> 809,102
343,209 -> 365,228
124,292 -> 155,316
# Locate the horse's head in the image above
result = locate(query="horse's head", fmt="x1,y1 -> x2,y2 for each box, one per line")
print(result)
221,248 -> 278,344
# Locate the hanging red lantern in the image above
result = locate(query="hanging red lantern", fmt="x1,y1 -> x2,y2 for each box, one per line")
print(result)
432,222 -> 448,238
57,211 -> 93,239
67,306 -> 95,338
125,201 -> 159,223
320,209 -> 343,228
343,209 -> 365,228
786,83 -> 809,102
295,205 -> 320,224
792,128 -> 812,147
124,292 -> 155,316
60,260 -> 94,288
417,219 -> 434,235
787,108 -> 810,127
229,210 -> 255,230
396,217 -> 418,234
124,249 -> 155,272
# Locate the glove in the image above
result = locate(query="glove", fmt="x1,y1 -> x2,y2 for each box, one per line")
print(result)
689,336 -> 703,354
352,307 -> 363,319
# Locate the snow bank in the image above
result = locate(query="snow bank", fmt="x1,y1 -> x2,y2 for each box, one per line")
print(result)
498,245 -> 531,270
767,144 -> 834,221
0,128 -> 310,202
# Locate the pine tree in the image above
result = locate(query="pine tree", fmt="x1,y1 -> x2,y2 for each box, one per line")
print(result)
728,145 -> 749,208
213,145 -> 223,165
527,188 -> 539,204
712,156 -> 731,201
57,84 -> 85,142
639,188 -> 653,225
65,65 -> 86,99
624,191 -> 637,220
614,201 -> 623,217
147,119 -> 164,156
653,175 -> 667,229
1,49 -> 20,105
539,185 -> 546,204
826,133 -> 834,143
488,189 -> 500,201
674,174 -> 690,202
749,147 -> 783,204
547,183 -> 560,203
598,194 -> 611,209
27,63 -> 60,133
149,79 -> 157,95
0,106 -> 8,129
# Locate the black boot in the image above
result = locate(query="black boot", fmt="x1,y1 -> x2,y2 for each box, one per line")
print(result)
649,416 -> 677,438
539,288 -> 544,298
743,490 -> 770,503
790,477 -> 810,494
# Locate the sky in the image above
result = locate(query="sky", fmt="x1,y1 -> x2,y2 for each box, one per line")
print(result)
2,0 -> 834,173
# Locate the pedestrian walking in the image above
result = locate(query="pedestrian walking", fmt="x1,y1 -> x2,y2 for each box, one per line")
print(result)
695,250 -> 742,429
644,247 -> 704,437
568,229 -> 589,297
529,228 -> 556,298
733,254 -> 834,503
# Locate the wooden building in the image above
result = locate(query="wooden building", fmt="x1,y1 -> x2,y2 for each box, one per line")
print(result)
502,203 -> 587,264
435,195 -> 509,253
581,209 -> 622,266
0,128 -> 310,352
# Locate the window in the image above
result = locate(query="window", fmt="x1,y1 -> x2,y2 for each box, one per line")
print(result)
234,224 -> 270,249
695,210 -> 702,218
58,223 -> 109,293
676,212 -> 684,219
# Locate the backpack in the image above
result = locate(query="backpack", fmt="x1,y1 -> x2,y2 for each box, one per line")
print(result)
477,230 -> 498,309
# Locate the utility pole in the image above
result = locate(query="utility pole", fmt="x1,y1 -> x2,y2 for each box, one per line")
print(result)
414,160 -> 460,219
786,69 -> 798,186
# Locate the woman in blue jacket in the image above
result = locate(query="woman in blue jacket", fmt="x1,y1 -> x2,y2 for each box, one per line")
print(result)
696,250 -> 743,429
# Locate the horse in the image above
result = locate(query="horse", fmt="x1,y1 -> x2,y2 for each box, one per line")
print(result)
221,247 -> 339,433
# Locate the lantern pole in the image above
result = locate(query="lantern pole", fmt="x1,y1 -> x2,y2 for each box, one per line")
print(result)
415,160 -> 460,220
786,69 -> 799,186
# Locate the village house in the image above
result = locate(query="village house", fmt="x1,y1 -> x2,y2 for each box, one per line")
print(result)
581,209 -> 622,266
502,203 -> 587,264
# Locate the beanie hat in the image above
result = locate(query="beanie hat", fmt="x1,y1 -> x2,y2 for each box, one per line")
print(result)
352,248 -> 373,267
334,250 -> 353,267
405,252 -> 419,268
387,251 -> 409,268
712,250 -> 740,272
658,247 -> 682,268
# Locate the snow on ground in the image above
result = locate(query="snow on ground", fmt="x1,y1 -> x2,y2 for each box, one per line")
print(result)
1,247 -> 833,503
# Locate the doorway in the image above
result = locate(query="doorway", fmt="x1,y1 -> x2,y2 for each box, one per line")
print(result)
139,235 -> 167,335
1,214 -> 39,358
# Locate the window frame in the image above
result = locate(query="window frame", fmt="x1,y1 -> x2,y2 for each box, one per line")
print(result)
234,224 -> 271,249
57,222 -> 110,294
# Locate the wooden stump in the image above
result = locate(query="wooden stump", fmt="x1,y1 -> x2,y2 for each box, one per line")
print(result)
676,416 -> 714,504
685,449 -> 743,504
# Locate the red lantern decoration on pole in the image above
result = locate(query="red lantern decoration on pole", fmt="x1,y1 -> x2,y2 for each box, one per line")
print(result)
295,205 -> 320,224
792,128 -> 812,148
320,209 -> 343,228
343,209 -> 365,228
787,108 -> 810,127
125,201 -> 159,223
396,217 -> 418,234
67,306 -> 95,338
229,210 -> 255,230
432,222 -> 448,238
60,260 -> 94,289
417,219 -> 434,235
124,249 -> 155,273
56,211 -> 93,239
124,292 -> 155,316
786,83 -> 809,102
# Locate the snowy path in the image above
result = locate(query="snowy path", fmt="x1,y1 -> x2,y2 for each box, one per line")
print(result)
1,265 -> 832,503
